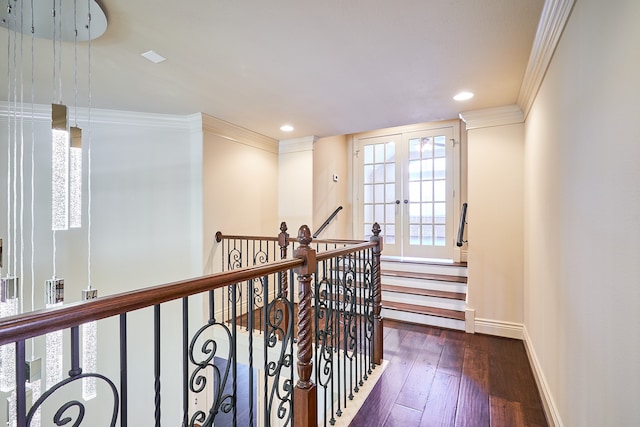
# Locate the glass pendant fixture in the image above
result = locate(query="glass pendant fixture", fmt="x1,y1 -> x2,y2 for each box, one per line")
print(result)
8,359 -> 42,427
26,358 -> 42,427
81,288 -> 98,400
51,104 -> 69,231
44,278 -> 64,390
0,277 -> 18,392
69,127 -> 82,228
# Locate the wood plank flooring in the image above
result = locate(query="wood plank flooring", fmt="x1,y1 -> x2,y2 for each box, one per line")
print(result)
349,320 -> 548,427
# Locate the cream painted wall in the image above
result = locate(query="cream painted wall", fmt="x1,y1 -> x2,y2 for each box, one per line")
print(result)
524,0 -> 640,425
202,115 -> 280,273
278,137 -> 315,236
0,108 -> 203,424
312,135 -> 351,239
467,123 -> 524,327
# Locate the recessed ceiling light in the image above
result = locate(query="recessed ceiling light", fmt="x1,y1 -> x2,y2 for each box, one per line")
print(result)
280,124 -> 294,132
141,50 -> 167,64
453,91 -> 474,101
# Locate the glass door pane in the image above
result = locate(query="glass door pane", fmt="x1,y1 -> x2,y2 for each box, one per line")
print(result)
360,135 -> 401,255
402,129 -> 453,259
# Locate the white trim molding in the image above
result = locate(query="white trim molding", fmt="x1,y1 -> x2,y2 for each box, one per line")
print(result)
474,317 -> 524,339
465,308 -> 475,334
0,100 -> 202,130
459,105 -> 524,130
517,0 -> 576,118
523,326 -> 565,427
202,113 -> 279,153
279,136 -> 317,154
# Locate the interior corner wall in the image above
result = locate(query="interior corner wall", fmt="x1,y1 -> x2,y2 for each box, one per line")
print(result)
278,138 -> 314,235
523,0 -> 640,425
466,123 -> 524,330
202,122 -> 279,274
313,135 -> 351,239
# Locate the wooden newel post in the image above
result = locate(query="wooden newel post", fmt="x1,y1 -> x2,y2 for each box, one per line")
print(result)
370,222 -> 384,365
293,225 -> 317,427
277,222 -> 290,340
278,222 -> 290,294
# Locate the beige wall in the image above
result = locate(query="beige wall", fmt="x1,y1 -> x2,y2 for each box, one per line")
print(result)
312,135 -> 351,239
278,137 -> 315,235
202,115 -> 280,273
524,0 -> 640,425
467,123 -> 524,328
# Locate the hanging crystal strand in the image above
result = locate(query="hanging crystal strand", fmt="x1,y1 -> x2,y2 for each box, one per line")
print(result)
47,0 -> 66,394
44,278 -> 64,390
82,0 -> 97,400
27,1 -> 42,425
69,0 -> 82,228
1,0 -> 19,395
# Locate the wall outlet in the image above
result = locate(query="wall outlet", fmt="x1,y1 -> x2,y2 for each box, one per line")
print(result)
332,174 -> 339,182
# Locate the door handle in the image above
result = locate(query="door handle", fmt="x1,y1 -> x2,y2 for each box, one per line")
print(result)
404,199 -> 408,204
396,200 -> 400,204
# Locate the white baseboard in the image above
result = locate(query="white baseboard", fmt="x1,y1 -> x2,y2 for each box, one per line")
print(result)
465,308 -> 475,334
474,317 -> 523,339
523,326 -> 564,427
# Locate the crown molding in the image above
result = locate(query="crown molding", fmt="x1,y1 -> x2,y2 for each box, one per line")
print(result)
459,105 -> 524,130
201,113 -> 279,154
279,136 -> 317,154
517,0 -> 576,118
0,101 -> 201,130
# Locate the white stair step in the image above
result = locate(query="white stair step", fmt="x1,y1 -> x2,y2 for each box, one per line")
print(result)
382,292 -> 466,311
382,308 -> 465,331
381,275 -> 467,294
381,258 -> 467,277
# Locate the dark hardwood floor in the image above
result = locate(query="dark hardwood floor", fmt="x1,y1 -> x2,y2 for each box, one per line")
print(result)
349,320 -> 548,427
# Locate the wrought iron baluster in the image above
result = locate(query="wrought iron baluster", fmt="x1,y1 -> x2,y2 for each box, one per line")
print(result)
263,290 -> 269,427
16,339 -> 26,427
182,297 -> 189,426
120,313 -> 128,427
248,278 -> 255,427
232,282 -> 238,425
70,326 -> 81,377
154,305 -> 161,427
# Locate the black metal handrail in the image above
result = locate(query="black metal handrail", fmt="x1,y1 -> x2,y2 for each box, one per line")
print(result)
313,206 -> 343,238
457,202 -> 468,247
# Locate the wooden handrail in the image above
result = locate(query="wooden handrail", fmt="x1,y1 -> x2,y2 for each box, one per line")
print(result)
215,230 -> 366,246
0,258 -> 303,346
313,206 -> 343,238
315,241 -> 377,262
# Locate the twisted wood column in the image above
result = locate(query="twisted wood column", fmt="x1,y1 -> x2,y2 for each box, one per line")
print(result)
278,221 -> 289,296
293,225 -> 317,426
277,222 -> 290,340
370,222 -> 384,365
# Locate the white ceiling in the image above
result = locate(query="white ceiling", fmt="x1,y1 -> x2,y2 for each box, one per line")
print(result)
0,0 -> 545,140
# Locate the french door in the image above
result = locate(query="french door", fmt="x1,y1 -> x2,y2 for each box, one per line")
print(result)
358,125 -> 456,259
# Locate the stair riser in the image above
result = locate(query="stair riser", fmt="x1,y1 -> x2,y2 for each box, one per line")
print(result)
381,276 -> 467,294
382,292 -> 466,311
380,261 -> 467,277
381,308 -> 465,331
